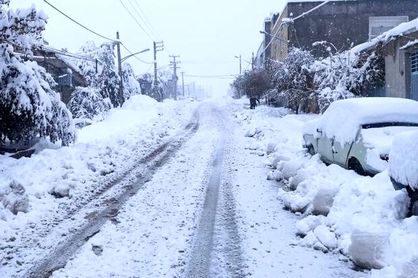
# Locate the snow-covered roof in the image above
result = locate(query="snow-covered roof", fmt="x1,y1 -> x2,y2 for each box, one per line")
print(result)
351,18 -> 418,55
310,97 -> 418,144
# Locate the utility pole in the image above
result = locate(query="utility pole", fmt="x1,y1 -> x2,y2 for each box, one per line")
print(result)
169,55 -> 180,100
181,72 -> 185,97
235,55 -> 242,75
153,41 -> 164,99
251,52 -> 255,70
116,31 -> 123,106
239,54 -> 242,74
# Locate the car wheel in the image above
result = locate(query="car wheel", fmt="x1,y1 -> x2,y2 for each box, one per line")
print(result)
406,187 -> 418,217
409,201 -> 418,217
348,158 -> 366,176
306,145 -> 315,156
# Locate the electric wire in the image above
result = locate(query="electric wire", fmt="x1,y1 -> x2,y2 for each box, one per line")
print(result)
127,0 -> 159,40
185,74 -> 237,79
43,0 -> 117,43
262,0 -> 331,54
119,0 -> 154,41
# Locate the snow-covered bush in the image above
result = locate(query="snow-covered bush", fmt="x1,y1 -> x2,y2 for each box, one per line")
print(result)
263,48 -> 316,112
313,48 -> 384,111
0,1 -> 75,147
122,63 -> 141,100
271,48 -> 315,93
231,68 -> 271,99
77,41 -> 122,107
67,87 -> 111,125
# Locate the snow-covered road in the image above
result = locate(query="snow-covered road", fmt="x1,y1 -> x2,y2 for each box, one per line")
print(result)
52,101 -> 362,277
2,97 -> 368,277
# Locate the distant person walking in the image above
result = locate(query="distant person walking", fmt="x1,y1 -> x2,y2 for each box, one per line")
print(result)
250,97 -> 260,109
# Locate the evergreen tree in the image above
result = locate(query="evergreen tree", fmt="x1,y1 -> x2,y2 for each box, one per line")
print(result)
0,0 -> 75,147
77,42 -> 122,107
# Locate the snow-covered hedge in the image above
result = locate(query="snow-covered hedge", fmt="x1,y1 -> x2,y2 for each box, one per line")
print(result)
68,87 -> 112,126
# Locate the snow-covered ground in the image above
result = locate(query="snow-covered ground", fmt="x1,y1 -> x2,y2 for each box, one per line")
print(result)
233,99 -> 418,277
2,96 -> 416,277
0,95 -> 198,276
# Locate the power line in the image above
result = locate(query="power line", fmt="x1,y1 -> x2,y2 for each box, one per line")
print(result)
185,74 -> 237,79
263,0 -> 331,54
127,0 -> 159,40
43,0 -> 117,43
119,0 -> 154,41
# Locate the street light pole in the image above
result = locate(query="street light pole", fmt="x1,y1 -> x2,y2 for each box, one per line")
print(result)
121,48 -> 150,63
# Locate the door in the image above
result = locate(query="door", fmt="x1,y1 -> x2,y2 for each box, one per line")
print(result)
331,140 -> 352,167
316,129 -> 334,164
411,51 -> 418,101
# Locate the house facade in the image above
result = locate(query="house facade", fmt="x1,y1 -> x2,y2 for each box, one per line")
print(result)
381,30 -> 418,100
32,49 -> 88,104
257,0 -> 418,67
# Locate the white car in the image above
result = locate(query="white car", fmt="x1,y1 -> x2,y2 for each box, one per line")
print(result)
303,97 -> 418,175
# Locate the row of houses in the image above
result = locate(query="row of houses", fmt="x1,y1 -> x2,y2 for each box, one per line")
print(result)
255,0 -> 418,101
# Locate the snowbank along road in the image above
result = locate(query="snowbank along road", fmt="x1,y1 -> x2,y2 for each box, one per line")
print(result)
3,100 -> 365,277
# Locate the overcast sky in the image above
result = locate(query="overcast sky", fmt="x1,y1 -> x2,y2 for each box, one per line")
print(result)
11,0 -> 287,96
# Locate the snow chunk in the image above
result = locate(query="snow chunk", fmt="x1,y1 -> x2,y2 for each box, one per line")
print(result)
349,230 -> 388,269
296,215 -> 326,236
312,186 -> 339,216
314,225 -> 338,251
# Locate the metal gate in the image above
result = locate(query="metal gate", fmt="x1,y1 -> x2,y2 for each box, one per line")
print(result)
412,51 -> 418,100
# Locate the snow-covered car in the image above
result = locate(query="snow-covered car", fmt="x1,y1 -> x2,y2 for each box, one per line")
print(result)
303,97 -> 418,175
389,131 -> 418,215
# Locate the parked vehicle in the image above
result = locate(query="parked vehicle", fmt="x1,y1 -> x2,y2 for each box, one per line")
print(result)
303,97 -> 418,175
389,131 -> 418,216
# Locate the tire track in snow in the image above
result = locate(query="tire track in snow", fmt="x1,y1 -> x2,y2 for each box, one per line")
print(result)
24,113 -> 200,278
186,107 -> 245,278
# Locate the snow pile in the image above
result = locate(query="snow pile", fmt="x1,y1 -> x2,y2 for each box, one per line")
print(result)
0,96 -> 197,240
235,100 -> 418,276
389,131 -> 418,189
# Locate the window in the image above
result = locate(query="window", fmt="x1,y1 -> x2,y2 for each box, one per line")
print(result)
369,16 -> 409,40
412,51 -> 418,74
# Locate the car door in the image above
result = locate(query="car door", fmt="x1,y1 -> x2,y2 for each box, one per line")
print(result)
316,128 -> 334,164
332,139 -> 352,167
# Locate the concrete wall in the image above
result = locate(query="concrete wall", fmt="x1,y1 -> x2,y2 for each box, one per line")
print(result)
385,51 -> 407,98
270,6 -> 289,62
382,31 -> 418,99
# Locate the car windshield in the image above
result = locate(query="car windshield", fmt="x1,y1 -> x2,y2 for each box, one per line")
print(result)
361,122 -> 418,129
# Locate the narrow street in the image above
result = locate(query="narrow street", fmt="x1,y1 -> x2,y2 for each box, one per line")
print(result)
17,102 -> 363,278
2,1 -> 418,277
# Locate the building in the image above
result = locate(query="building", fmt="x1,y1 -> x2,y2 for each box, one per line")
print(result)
31,48 -> 88,104
352,19 -> 418,100
257,0 -> 418,67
